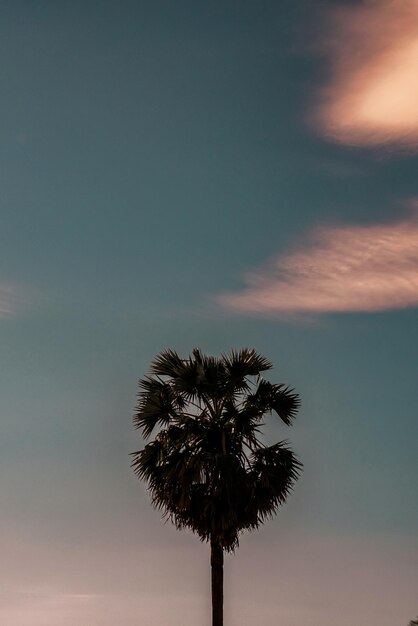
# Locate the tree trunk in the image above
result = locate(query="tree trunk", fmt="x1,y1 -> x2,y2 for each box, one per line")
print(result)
210,538 -> 224,626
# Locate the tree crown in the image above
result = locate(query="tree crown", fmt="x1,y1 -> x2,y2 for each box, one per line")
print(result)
132,347 -> 302,551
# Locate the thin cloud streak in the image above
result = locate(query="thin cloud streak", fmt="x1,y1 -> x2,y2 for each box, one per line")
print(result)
0,285 -> 17,317
313,0 -> 418,149
217,210 -> 418,315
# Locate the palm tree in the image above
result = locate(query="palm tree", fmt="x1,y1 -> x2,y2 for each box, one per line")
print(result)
132,347 -> 302,626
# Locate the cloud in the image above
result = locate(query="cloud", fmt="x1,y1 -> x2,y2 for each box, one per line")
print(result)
217,208 -> 418,316
0,590 -> 103,626
0,285 -> 17,317
313,0 -> 418,149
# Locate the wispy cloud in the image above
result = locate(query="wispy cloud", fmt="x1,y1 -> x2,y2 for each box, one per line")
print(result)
217,208 -> 418,316
313,0 -> 418,149
0,590 -> 102,626
0,285 -> 17,317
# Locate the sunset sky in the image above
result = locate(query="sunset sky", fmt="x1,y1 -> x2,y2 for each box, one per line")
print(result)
1,1 -> 417,625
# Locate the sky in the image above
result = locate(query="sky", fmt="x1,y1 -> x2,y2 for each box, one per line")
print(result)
1,1 -> 417,624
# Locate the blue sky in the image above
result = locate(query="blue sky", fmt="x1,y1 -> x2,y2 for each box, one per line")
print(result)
1,2 -> 417,625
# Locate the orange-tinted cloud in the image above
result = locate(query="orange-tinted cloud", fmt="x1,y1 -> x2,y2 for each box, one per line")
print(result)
313,0 -> 418,149
217,209 -> 418,315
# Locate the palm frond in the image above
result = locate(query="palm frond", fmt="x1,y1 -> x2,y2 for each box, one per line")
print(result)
271,385 -> 300,426
191,348 -> 229,399
246,379 -> 300,426
222,348 -> 272,378
150,349 -> 185,378
134,377 -> 180,438
250,442 -> 302,522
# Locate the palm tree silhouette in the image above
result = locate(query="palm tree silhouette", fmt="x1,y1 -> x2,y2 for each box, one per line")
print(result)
132,347 -> 302,626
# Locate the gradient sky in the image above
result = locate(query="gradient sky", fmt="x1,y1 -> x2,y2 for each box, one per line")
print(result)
1,1 -> 417,625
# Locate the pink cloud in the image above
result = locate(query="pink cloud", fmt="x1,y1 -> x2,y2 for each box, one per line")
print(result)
313,0 -> 418,149
217,209 -> 418,315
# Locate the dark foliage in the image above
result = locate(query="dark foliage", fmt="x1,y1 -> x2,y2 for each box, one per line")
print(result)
132,348 -> 302,552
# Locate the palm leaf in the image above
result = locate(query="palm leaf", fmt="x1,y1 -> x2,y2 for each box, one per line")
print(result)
222,347 -> 272,378
134,377 -> 180,438
150,349 -> 185,378
247,379 -> 300,426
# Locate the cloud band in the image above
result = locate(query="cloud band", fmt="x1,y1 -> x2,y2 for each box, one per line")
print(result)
217,210 -> 418,315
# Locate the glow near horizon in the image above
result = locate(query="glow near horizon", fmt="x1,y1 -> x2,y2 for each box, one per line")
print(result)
1,526 -> 416,626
